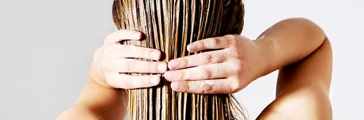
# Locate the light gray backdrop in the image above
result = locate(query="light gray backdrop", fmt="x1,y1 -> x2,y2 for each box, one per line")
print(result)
0,0 -> 363,120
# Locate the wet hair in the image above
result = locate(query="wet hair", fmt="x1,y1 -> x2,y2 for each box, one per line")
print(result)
112,0 -> 245,119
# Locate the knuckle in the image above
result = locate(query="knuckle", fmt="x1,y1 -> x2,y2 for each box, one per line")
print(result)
225,35 -> 238,46
210,37 -> 219,42
147,62 -> 157,72
178,82 -> 189,92
210,38 -> 219,46
200,67 -> 212,78
197,40 -> 206,49
229,79 -> 240,93
220,38 -> 229,47
217,51 -> 226,62
201,82 -> 214,94
180,58 -> 188,68
229,47 -> 240,58
231,61 -> 243,74
225,34 -> 237,41
209,38 -> 219,47
184,83 -> 191,93
177,71 -> 186,80
202,53 -> 213,64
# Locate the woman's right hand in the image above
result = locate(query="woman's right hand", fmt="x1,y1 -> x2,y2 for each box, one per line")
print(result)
89,30 -> 167,89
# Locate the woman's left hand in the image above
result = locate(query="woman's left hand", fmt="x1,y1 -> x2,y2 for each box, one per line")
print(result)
164,35 -> 267,94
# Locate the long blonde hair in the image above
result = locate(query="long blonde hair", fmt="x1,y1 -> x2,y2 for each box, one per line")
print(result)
112,0 -> 245,119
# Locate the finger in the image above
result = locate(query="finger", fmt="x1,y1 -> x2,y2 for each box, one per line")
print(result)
164,63 -> 232,82
105,59 -> 167,73
104,30 -> 142,44
104,45 -> 162,60
105,72 -> 161,89
187,35 -> 236,52
170,79 -> 235,94
168,50 -> 226,70
168,51 -> 226,70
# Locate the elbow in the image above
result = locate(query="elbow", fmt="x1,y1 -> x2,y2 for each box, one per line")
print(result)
284,17 -> 328,45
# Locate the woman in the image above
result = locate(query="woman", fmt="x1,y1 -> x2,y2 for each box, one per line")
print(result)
58,0 -> 332,119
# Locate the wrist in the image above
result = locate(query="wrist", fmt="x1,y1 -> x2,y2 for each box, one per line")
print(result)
254,37 -> 276,78
88,62 -> 112,89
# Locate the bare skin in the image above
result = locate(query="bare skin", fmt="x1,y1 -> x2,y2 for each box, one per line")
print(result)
57,18 -> 332,120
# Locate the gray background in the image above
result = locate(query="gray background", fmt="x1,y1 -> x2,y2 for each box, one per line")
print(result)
0,0 -> 363,120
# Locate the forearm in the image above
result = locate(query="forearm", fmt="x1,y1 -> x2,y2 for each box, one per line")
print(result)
255,18 -> 326,77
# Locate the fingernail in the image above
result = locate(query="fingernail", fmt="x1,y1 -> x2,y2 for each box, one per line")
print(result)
150,51 -> 160,59
171,83 -> 181,91
157,63 -> 167,72
163,72 -> 172,81
151,76 -> 160,85
187,44 -> 197,52
168,60 -> 179,69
